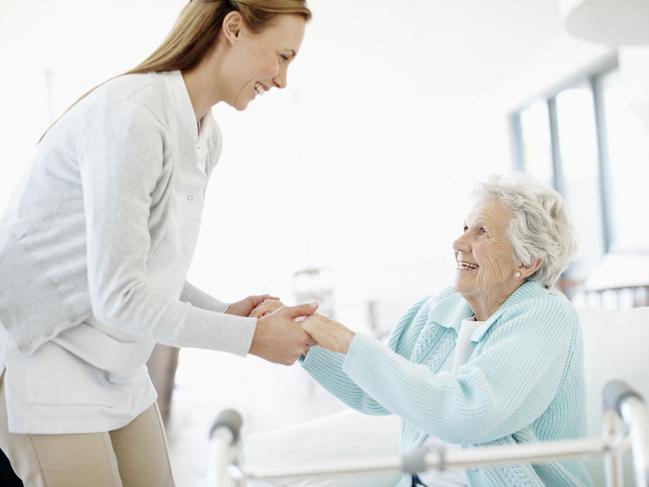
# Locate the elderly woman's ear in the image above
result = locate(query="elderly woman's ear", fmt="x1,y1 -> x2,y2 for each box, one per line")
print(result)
517,257 -> 543,280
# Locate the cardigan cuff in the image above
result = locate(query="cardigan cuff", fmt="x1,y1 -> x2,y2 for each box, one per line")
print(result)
180,281 -> 230,313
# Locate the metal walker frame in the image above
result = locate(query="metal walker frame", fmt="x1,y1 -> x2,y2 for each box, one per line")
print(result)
208,380 -> 649,486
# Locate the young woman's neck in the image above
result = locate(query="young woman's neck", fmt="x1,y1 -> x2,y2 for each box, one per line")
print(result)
181,42 -> 228,121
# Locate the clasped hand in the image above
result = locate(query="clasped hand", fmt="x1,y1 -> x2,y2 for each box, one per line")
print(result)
250,299 -> 355,355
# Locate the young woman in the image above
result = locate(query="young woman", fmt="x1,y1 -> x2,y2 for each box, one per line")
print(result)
0,1 -> 315,485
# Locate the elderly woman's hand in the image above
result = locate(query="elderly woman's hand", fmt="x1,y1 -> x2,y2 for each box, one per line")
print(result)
301,313 -> 355,354
249,298 -> 285,318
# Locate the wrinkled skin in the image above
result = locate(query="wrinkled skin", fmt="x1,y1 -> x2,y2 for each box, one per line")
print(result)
452,199 -> 539,320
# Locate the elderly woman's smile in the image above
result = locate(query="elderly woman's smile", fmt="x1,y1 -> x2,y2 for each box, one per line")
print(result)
457,261 -> 479,270
452,199 -> 534,320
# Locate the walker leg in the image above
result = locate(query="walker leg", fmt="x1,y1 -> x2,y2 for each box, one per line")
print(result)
604,410 -> 624,487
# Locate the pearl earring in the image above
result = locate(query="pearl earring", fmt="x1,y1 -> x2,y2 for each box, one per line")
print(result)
515,272 -> 521,278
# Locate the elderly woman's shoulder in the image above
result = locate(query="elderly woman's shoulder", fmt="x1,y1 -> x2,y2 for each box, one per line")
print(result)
425,284 -> 579,322
503,286 -> 580,327
416,287 -> 467,317
399,288 -> 459,320
414,285 -> 579,329
424,287 -> 462,308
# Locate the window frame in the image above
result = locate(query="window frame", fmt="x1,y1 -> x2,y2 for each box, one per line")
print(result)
509,55 -> 618,254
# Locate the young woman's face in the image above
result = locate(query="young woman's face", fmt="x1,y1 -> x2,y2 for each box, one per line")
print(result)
223,14 -> 306,110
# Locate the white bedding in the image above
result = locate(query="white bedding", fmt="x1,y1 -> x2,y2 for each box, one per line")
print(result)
243,410 -> 403,487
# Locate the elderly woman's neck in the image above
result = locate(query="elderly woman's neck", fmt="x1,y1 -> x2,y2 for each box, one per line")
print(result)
465,283 -> 522,321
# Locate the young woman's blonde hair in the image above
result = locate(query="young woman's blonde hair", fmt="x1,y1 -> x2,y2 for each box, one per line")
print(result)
39,0 -> 311,141
127,0 -> 311,75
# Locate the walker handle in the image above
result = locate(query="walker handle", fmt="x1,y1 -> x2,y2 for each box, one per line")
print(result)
209,409 -> 243,444
604,380 -> 643,416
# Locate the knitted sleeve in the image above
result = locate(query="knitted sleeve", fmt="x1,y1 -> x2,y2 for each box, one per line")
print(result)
301,293 -> 447,414
180,281 -> 230,313
341,296 -> 577,445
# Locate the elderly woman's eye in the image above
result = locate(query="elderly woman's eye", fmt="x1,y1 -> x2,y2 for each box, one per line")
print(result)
479,227 -> 487,235
463,225 -> 469,232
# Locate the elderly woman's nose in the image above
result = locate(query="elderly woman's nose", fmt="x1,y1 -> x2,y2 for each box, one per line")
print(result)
452,233 -> 471,252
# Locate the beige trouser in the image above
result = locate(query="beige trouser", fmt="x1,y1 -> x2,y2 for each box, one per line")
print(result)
0,374 -> 175,487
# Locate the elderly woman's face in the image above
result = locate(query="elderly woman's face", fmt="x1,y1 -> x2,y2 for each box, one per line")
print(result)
452,199 -> 519,299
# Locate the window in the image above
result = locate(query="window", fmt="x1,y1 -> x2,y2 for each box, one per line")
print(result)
510,57 -> 621,284
518,101 -> 554,188
600,70 -> 649,252
554,83 -> 605,279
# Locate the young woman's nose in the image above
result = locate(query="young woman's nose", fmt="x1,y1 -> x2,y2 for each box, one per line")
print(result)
272,64 -> 288,89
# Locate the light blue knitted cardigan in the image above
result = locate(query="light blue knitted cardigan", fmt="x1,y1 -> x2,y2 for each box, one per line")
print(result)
302,281 -> 592,486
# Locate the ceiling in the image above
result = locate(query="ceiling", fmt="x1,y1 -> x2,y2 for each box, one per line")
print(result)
295,0 -> 564,97
0,0 -> 564,98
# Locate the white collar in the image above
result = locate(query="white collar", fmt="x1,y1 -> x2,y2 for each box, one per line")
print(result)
161,70 -> 216,170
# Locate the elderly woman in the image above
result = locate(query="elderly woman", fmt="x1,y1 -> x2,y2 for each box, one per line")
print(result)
253,174 -> 591,486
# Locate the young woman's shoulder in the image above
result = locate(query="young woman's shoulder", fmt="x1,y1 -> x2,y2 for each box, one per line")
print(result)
95,73 -> 170,115
63,72 -> 173,131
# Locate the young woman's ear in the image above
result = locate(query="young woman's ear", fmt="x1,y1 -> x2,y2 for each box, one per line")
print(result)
222,11 -> 243,45
517,258 -> 543,279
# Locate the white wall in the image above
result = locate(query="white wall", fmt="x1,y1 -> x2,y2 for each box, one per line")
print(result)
192,90 -> 509,324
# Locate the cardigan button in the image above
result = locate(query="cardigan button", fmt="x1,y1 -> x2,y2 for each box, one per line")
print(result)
187,194 -> 194,202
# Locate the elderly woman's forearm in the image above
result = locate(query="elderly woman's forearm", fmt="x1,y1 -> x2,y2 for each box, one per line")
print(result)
342,314 -> 576,445
301,346 -> 389,415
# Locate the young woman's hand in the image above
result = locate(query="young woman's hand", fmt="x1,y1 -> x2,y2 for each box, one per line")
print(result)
226,294 -> 278,317
249,298 -> 284,318
249,302 -> 319,365
301,313 -> 355,354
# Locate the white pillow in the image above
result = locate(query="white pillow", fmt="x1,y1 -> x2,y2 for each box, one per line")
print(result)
243,409 -> 402,487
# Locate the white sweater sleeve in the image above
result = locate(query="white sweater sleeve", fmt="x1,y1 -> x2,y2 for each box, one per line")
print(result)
79,97 -> 256,355
180,281 -> 230,313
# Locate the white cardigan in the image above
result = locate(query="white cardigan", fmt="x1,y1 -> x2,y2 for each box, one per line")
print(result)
0,71 -> 256,356
0,71 -> 256,433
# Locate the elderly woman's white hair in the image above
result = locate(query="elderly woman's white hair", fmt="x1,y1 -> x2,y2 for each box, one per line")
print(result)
471,174 -> 577,288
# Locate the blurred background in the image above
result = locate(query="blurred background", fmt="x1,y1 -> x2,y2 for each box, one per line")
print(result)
1,1 -> 648,485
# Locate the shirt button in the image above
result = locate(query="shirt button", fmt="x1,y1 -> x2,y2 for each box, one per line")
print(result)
187,194 -> 194,201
